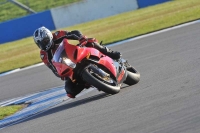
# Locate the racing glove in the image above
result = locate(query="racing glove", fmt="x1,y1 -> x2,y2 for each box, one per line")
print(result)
79,35 -> 88,46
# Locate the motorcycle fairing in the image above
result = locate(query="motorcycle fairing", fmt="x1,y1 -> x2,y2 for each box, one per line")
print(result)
52,41 -> 73,78
63,39 -> 118,77
53,39 -> 127,83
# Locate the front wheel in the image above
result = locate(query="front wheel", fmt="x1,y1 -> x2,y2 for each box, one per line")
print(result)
81,67 -> 120,94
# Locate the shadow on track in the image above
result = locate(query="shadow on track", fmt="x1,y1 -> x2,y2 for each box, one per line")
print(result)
18,92 -> 111,125
5,85 -> 129,128
28,85 -> 129,119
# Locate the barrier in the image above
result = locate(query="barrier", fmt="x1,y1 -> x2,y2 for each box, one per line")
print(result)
0,0 -> 171,44
0,10 -> 55,44
137,0 -> 170,8
51,0 -> 138,29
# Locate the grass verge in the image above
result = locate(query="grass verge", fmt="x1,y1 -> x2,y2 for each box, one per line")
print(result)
0,105 -> 24,120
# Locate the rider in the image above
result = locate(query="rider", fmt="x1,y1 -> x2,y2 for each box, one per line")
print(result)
33,26 -> 121,98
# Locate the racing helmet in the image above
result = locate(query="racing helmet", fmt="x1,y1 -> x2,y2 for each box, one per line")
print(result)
33,26 -> 53,51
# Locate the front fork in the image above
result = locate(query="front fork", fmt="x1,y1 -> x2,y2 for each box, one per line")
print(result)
115,58 -> 129,84
87,65 -> 110,78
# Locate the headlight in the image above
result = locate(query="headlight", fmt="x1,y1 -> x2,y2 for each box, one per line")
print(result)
63,58 -> 76,68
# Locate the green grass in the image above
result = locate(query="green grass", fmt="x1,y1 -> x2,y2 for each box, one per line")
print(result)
0,0 -> 81,22
1,0 -> 200,73
0,105 -> 24,120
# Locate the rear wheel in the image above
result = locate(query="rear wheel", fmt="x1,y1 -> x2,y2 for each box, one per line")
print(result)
123,67 -> 140,85
81,66 -> 120,94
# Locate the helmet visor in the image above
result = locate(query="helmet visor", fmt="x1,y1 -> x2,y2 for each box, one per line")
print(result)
38,36 -> 52,50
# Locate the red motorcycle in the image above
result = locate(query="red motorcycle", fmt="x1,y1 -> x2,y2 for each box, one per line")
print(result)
52,39 -> 140,94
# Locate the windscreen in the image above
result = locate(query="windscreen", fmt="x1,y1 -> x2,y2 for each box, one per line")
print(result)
53,42 -> 67,63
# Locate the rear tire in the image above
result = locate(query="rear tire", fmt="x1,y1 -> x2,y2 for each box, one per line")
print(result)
124,67 -> 140,85
82,68 -> 120,94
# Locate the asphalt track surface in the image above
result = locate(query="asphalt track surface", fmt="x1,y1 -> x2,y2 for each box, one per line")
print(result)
1,22 -> 200,133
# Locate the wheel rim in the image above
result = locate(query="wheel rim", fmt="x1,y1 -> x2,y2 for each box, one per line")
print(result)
88,69 -> 117,86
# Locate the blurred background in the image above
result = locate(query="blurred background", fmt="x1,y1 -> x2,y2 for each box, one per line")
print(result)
0,0 -> 81,23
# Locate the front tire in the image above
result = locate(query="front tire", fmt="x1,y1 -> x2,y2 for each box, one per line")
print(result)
81,68 -> 120,94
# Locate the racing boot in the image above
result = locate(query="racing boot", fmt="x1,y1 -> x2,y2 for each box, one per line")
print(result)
64,78 -> 85,98
92,42 -> 121,60
83,38 -> 121,60
101,46 -> 121,60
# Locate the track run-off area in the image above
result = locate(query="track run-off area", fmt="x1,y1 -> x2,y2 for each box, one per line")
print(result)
0,20 -> 200,133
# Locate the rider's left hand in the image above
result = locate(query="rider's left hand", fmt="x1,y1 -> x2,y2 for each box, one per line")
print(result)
79,36 -> 88,46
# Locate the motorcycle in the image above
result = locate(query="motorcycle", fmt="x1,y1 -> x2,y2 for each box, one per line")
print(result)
52,39 -> 140,95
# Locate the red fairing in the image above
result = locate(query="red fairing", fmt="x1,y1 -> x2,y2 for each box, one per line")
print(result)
64,39 -> 79,63
53,62 -> 73,78
52,39 -> 117,79
98,56 -> 117,77
51,40 -> 74,78
63,39 -> 100,63
63,39 -> 117,77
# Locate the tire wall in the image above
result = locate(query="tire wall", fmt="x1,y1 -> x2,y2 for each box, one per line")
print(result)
0,0 -> 170,44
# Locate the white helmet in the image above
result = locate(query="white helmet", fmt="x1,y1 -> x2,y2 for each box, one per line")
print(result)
33,26 -> 53,51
